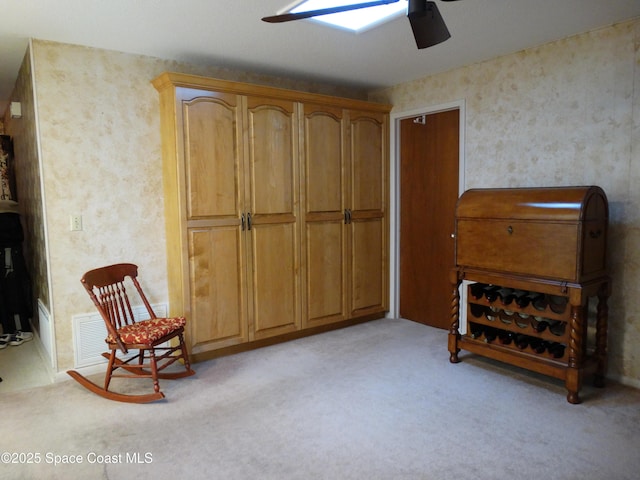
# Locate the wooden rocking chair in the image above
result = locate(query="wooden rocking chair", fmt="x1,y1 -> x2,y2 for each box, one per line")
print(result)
67,263 -> 195,403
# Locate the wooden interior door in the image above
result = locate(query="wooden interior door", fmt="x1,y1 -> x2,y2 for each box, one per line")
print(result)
399,109 -> 459,329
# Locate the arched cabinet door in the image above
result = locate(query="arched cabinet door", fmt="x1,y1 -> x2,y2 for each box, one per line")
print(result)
347,110 -> 389,318
179,90 -> 249,353
245,96 -> 301,340
301,104 -> 348,328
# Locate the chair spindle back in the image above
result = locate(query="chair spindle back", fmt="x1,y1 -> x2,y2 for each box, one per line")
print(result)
81,263 -> 157,352
95,280 -> 136,330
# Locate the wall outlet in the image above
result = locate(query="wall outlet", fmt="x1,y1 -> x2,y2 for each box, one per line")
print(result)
70,215 -> 83,231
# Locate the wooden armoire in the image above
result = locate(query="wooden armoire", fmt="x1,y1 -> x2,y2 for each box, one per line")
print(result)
152,72 -> 391,361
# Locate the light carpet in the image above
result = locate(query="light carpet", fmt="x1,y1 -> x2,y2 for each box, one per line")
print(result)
1,318 -> 639,480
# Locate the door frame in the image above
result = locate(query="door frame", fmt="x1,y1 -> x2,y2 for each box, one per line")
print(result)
388,99 -> 466,320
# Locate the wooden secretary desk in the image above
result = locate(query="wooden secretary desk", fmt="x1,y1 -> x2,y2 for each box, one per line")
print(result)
448,186 -> 610,404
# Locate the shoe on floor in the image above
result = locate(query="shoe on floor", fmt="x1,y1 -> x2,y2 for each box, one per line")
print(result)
15,331 -> 33,342
0,338 -> 8,349
9,331 -> 34,346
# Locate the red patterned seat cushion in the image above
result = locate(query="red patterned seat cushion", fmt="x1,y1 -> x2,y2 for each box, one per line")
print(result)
107,317 -> 186,345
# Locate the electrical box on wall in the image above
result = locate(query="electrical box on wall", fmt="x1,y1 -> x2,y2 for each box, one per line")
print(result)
70,215 -> 83,231
10,102 -> 22,119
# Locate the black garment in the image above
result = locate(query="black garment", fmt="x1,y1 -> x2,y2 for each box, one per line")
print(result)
0,212 -> 32,334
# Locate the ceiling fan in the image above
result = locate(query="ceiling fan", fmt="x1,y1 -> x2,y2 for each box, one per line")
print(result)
262,0 -> 462,49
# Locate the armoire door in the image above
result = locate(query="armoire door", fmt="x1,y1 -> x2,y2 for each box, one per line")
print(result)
180,90 -> 249,353
348,110 -> 388,317
302,104 -> 348,327
399,109 -> 459,329
245,96 -> 301,340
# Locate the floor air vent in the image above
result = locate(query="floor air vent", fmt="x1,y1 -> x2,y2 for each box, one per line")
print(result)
72,303 -> 167,368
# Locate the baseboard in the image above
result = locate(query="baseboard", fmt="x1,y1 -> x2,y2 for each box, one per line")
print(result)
608,373 -> 640,390
36,298 -> 56,370
31,330 -> 56,384
191,314 -> 386,364
55,362 -> 106,383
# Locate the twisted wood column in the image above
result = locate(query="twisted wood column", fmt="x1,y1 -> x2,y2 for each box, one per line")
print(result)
566,303 -> 584,404
448,280 -> 461,363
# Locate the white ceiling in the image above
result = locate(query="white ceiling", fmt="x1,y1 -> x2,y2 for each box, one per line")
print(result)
1,0 -> 640,114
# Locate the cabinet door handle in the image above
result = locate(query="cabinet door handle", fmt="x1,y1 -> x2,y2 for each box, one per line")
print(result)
507,225 -> 514,235
347,209 -> 352,224
241,213 -> 245,231
247,212 -> 252,230
344,209 -> 349,224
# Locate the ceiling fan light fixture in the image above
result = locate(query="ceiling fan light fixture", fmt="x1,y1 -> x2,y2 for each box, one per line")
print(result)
287,0 -> 407,33
407,0 -> 451,49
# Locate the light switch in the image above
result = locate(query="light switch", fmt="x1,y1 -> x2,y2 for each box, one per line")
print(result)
10,102 -> 22,118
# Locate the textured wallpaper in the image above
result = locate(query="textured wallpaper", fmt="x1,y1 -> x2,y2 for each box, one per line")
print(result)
20,39 -> 368,372
371,18 -> 640,386
8,16 -> 640,386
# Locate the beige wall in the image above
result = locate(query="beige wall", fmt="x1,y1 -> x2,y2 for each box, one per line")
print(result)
6,16 -> 640,387
8,39 -> 369,372
371,18 -> 640,386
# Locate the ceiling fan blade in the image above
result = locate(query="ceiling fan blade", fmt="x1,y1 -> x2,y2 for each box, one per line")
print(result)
408,0 -> 451,49
262,0 -> 400,23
